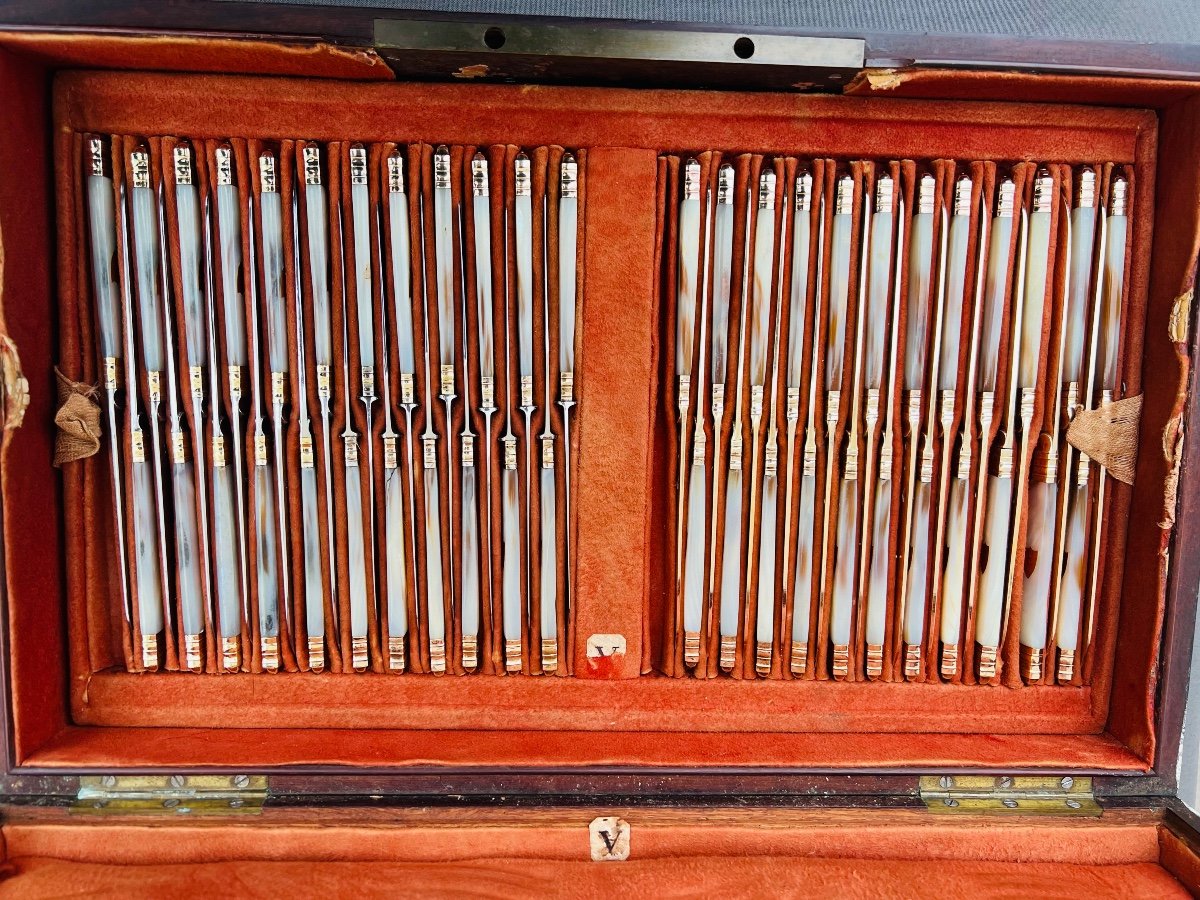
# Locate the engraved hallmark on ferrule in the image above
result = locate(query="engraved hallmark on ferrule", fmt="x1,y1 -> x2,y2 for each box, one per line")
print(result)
383,435 -> 398,469
228,364 -> 242,396
131,429 -> 146,463
349,145 -> 367,185
875,174 -> 894,212
171,431 -> 186,464
997,446 -> 1014,479
764,439 -> 779,478
130,150 -> 150,189
865,388 -> 880,426
677,374 -> 691,412
462,434 -> 475,468
729,433 -> 743,471
173,145 -> 193,184
400,372 -> 415,406
215,146 -> 233,186
302,146 -> 321,186
503,435 -> 517,470
879,439 -> 894,480
560,370 -> 574,404
471,153 -> 488,196
907,389 -> 922,423
388,153 -> 404,193
794,169 -> 812,211
957,445 -> 973,481
147,370 -> 161,401
997,179 -> 1016,218
423,435 -> 437,469
259,153 -> 277,193
683,159 -> 700,200
189,365 -> 204,397
786,386 -> 800,421
940,389 -> 955,424
920,446 -> 935,483
758,169 -> 776,209
434,146 -> 451,189
481,375 -> 496,410
1020,387 -> 1036,423
212,434 -> 227,468
1111,177 -> 1128,216
836,175 -> 854,215
343,433 -> 359,466
826,390 -> 841,424
316,364 -> 330,397
1076,454 -> 1091,487
561,154 -> 578,198
803,442 -> 817,477
692,431 -> 706,467
271,371 -> 285,405
1033,169 -> 1054,213
104,357 -> 119,391
514,152 -> 530,196
361,366 -> 375,400
979,390 -> 995,427
541,435 -> 554,469
1066,381 -> 1081,417
917,174 -> 936,215
844,445 -> 859,480
440,364 -> 455,398
749,384 -> 764,420
954,174 -> 973,215
299,433 -> 314,468
718,165 -> 734,205
254,433 -> 268,465
88,138 -> 106,177
1044,451 -> 1059,484
520,375 -> 533,409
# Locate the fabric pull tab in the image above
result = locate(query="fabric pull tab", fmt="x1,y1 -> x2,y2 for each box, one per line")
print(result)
53,367 -> 100,466
1066,394 -> 1142,485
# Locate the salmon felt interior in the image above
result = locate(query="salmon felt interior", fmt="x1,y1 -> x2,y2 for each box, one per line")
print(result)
0,35 -> 1193,772
0,808 -> 1197,898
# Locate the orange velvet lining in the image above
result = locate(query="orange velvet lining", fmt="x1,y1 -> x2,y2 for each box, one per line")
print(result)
845,67 -> 1200,110
1108,93 -> 1200,761
4,61 -> 1189,771
0,809 -> 1167,865
0,31 -> 393,81
3,856 -> 1187,899
1160,826 -> 1200,895
0,48 -> 68,763
24,723 -> 1143,770
0,812 -> 1190,899
55,71 -> 1153,163
71,671 -> 1109,734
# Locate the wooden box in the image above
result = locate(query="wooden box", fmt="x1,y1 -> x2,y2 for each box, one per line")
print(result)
0,8 -> 1196,895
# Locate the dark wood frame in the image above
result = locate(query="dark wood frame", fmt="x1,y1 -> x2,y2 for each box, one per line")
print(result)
0,9 -> 1194,809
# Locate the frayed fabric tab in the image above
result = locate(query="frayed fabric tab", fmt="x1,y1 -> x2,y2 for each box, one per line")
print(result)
1066,394 -> 1142,486
53,367 -> 101,466
0,334 -> 28,434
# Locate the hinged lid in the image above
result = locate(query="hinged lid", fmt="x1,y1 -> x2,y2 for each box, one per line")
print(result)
73,775 -> 267,815
919,775 -> 1100,815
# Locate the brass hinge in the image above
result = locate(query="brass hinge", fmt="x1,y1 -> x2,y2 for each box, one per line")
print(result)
73,775 -> 267,815
920,775 -> 1099,815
